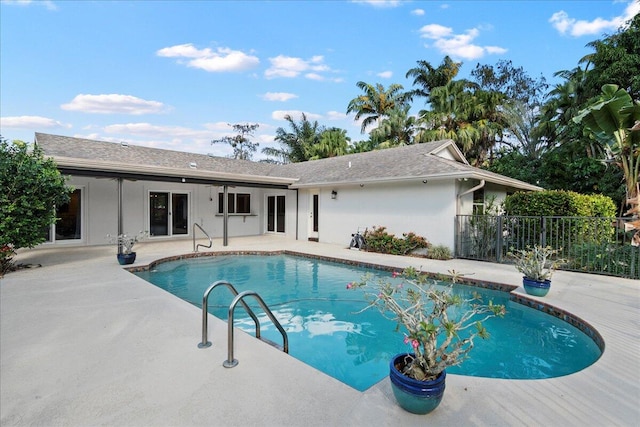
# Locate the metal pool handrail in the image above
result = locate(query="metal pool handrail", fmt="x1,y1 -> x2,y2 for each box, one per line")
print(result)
193,223 -> 212,252
198,280 -> 260,349
224,290 -> 289,368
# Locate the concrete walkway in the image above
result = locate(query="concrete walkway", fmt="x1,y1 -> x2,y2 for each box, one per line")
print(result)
1,236 -> 638,426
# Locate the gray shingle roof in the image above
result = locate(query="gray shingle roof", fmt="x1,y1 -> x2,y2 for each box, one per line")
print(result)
34,133 -> 540,191
35,132 -> 291,178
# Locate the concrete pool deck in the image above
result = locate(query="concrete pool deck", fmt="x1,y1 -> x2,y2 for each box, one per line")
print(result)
1,235 -> 639,426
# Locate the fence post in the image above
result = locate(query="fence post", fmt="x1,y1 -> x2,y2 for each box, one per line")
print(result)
540,216 -> 546,247
496,215 -> 503,262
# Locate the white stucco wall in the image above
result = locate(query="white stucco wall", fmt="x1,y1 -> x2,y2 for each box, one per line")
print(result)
42,177 -> 298,248
298,180 -> 459,250
46,174 -> 513,252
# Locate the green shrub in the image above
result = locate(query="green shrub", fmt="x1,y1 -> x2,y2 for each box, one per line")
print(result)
504,190 -> 616,217
504,190 -> 617,247
426,245 -> 452,260
363,226 -> 429,256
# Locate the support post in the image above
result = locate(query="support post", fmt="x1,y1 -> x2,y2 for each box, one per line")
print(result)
223,185 -> 229,247
117,178 -> 123,254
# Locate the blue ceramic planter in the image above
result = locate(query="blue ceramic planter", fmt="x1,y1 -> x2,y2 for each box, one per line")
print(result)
522,277 -> 550,297
117,252 -> 136,265
389,354 -> 446,415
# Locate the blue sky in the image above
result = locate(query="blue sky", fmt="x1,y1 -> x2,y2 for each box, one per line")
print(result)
1,0 -> 638,160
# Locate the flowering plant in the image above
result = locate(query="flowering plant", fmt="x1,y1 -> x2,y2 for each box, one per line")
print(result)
508,245 -> 563,281
106,231 -> 148,254
348,267 -> 505,381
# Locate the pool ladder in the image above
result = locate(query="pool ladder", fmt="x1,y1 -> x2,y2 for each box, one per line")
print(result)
198,280 -> 289,368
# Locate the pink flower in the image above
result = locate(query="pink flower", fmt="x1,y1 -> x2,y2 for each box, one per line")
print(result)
392,271 -> 399,278
412,340 -> 419,349
403,336 -> 410,345
346,282 -> 352,289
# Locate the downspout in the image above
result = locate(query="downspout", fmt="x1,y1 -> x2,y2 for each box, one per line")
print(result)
295,189 -> 299,241
456,179 -> 485,215
223,185 -> 228,247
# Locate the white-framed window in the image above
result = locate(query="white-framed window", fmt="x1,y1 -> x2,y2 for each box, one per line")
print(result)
46,187 -> 84,243
473,188 -> 485,215
218,192 -> 251,214
149,191 -> 190,236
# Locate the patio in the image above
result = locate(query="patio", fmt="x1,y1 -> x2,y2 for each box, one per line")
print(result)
1,236 -> 638,426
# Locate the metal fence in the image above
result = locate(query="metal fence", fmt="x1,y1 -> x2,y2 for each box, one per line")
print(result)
455,215 -> 640,279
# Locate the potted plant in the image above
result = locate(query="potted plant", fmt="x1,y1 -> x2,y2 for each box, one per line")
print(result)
107,231 -> 148,265
508,245 -> 562,297
348,268 -> 505,414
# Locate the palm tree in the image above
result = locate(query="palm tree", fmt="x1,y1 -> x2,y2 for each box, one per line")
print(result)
346,81 -> 410,133
261,113 -> 324,163
416,80 -> 506,166
309,128 -> 350,159
370,105 -> 417,148
405,56 -> 461,104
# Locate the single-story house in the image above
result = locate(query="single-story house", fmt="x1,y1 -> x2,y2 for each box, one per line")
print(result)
34,132 -> 541,251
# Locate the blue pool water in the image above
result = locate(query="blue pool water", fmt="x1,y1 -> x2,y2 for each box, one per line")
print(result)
135,254 -> 602,391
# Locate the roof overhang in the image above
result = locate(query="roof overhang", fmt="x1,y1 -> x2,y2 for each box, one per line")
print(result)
53,156 -> 298,189
290,171 -> 542,191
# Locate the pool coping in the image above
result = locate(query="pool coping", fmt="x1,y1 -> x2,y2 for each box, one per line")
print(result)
2,237 -> 638,426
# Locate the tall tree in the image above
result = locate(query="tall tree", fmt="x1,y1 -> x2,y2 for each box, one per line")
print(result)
346,81 -> 409,133
370,105 -> 417,149
262,113 -> 324,163
472,60 -> 549,161
212,123 -> 260,160
309,128 -> 350,159
416,80 -> 506,166
580,12 -> 640,100
405,56 -> 462,104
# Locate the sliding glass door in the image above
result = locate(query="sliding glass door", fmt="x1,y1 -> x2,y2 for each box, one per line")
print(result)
149,191 -> 189,236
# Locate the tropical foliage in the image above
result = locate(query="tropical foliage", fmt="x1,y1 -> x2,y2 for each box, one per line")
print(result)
0,138 -> 72,273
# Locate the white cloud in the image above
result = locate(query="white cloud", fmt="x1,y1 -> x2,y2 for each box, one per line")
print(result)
2,0 -> 57,10
550,1 -> 640,37
271,110 -> 323,121
157,43 -> 259,72
61,94 -> 168,115
411,8 -> 424,16
326,111 -> 348,121
265,55 -> 334,80
377,70 -> 393,79
352,0 -> 401,8
0,115 -> 70,129
420,23 -> 453,39
262,92 -> 298,102
419,24 -> 506,60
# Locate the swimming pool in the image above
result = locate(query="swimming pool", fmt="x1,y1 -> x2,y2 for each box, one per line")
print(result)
134,254 -> 602,391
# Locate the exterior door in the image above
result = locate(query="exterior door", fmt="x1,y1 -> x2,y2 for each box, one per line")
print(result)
266,195 -> 285,233
150,191 -> 189,236
309,192 -> 319,240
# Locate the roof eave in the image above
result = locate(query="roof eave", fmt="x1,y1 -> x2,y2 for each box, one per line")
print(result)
290,171 -> 542,191
51,156 -> 298,186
